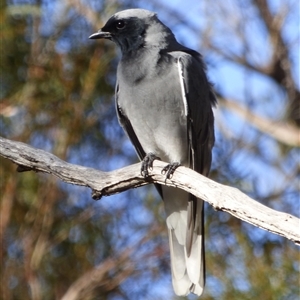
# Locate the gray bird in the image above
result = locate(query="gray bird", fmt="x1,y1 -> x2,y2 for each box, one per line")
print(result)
90,8 -> 216,296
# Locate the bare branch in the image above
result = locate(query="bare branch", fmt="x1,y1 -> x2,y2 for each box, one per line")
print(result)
0,136 -> 299,245
61,249 -> 132,300
218,97 -> 300,147
60,225 -> 164,300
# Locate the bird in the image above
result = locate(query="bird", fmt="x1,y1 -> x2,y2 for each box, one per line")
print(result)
89,8 -> 216,296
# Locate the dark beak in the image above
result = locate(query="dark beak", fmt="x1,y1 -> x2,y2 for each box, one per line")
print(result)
89,30 -> 112,40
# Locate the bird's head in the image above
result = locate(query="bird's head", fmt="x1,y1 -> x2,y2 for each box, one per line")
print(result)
89,9 -> 175,54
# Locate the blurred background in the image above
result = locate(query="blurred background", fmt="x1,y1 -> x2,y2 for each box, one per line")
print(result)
0,0 -> 299,299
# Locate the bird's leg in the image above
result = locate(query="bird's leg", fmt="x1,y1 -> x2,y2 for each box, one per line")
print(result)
141,153 -> 161,177
161,162 -> 181,179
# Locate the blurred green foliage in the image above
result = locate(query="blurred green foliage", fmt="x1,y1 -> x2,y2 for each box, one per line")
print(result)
1,1 -> 299,300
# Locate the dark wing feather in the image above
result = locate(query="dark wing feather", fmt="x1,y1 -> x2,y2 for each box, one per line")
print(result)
176,51 -> 216,265
180,50 -> 216,176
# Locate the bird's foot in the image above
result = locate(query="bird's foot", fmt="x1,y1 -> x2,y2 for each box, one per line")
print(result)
141,153 -> 161,177
161,162 -> 181,179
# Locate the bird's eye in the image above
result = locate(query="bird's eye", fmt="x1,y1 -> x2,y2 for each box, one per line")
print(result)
116,20 -> 125,30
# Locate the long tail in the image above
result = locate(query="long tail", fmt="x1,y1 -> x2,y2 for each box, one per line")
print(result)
162,186 -> 205,296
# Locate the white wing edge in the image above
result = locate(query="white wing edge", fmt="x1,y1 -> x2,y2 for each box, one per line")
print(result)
177,57 -> 188,117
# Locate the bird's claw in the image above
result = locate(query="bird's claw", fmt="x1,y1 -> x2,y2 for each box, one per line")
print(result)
161,162 -> 180,179
141,153 -> 160,177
